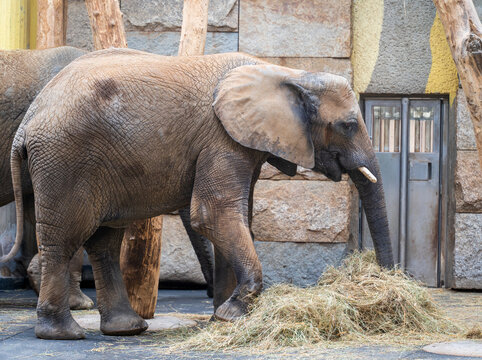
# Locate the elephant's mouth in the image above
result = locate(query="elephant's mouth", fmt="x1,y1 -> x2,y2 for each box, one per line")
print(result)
315,150 -> 377,184
315,150 -> 344,182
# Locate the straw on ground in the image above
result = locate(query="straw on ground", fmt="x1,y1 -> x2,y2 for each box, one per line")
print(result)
165,251 -> 463,351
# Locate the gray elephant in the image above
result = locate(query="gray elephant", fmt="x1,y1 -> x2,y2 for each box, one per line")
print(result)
5,48 -> 393,340
0,46 -> 93,309
0,47 -> 214,304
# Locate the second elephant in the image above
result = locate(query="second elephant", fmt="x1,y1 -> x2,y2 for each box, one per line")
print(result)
0,46 -> 93,309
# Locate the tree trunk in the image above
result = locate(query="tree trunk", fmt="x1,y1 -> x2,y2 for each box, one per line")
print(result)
85,0 -> 162,319
433,0 -> 482,168
36,0 -> 67,49
84,0 -> 127,50
178,0 -> 209,56
120,217 -> 163,318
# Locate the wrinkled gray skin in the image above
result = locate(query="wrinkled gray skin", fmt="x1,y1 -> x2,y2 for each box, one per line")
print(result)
0,47 -> 215,300
9,49 -> 393,340
0,47 -> 93,309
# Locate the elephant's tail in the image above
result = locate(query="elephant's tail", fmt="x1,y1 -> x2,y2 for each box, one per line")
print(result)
0,132 -> 26,263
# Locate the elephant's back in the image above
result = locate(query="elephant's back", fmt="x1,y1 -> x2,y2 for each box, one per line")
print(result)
20,49 -> 264,219
23,49 -> 260,135
0,47 -> 85,202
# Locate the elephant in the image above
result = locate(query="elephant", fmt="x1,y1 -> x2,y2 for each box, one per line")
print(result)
0,47 -> 214,304
4,48 -> 394,340
0,46 -> 93,309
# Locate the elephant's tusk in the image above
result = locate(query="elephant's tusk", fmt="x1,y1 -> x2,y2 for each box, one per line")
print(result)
358,166 -> 377,183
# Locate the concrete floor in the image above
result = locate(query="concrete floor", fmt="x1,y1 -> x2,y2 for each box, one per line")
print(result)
0,288 -> 480,359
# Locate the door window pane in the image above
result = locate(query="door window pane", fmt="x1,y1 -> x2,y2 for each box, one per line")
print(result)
371,105 -> 401,152
409,106 -> 434,153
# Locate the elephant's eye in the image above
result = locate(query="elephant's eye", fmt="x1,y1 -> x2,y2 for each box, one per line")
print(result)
337,119 -> 358,137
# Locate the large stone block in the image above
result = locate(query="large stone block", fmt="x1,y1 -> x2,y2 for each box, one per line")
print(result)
456,89 -> 477,150
239,0 -> 351,57
255,241 -> 348,287
453,213 -> 482,289
252,180 -> 358,243
455,150 -> 482,213
121,0 -> 238,32
66,0 -> 94,51
260,57 -> 353,84
159,215 -> 206,285
126,31 -> 237,56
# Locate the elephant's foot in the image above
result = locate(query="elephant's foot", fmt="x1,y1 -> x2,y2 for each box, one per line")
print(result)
27,254 -> 41,295
69,289 -> 94,310
35,314 -> 85,340
100,311 -> 148,336
214,280 -> 261,321
214,297 -> 248,321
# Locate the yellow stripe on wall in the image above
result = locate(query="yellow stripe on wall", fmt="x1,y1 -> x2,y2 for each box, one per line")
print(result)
0,0 -> 37,50
28,0 -> 37,49
425,12 -> 458,104
352,0 -> 384,96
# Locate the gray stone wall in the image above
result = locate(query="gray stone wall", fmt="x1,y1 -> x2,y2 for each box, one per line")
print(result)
453,89 -> 482,289
66,0 -> 238,54
65,0 -> 356,287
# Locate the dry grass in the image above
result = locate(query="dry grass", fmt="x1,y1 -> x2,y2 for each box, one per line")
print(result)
465,325 -> 482,339
166,251 -> 463,352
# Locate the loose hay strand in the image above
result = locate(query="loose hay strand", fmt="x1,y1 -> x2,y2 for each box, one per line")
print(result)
168,251 -> 461,351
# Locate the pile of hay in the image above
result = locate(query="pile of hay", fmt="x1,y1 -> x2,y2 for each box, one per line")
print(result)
169,251 -> 460,351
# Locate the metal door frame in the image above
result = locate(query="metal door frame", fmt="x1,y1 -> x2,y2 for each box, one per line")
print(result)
360,96 -> 449,287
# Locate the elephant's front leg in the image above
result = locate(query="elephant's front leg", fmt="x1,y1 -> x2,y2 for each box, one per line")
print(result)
190,150 -> 263,321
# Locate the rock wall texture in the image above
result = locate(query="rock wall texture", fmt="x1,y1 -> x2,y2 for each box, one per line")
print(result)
453,214 -> 482,289
352,0 -> 458,99
64,0 -> 356,287
453,89 -> 482,289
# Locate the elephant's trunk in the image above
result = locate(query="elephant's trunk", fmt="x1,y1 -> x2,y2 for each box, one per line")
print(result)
348,158 -> 394,268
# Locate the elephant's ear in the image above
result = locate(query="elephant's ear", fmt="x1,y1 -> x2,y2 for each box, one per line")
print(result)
213,64 -> 316,169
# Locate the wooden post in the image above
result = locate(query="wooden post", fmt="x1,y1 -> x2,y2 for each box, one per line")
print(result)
36,0 -> 67,49
178,0 -> 209,56
119,217 -> 163,318
84,0 -> 162,319
432,0 -> 482,168
119,216 -> 163,318
84,0 -> 127,50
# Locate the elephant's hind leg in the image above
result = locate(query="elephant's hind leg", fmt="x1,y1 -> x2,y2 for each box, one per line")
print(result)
68,248 -> 94,310
83,227 -> 148,336
35,224 -> 86,340
179,207 -> 215,298
27,249 -> 94,310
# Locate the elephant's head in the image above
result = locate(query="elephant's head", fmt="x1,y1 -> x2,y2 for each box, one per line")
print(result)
213,64 -> 394,268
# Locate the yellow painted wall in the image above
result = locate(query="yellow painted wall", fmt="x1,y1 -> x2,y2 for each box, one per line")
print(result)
425,12 -> 458,104
351,0 -> 384,96
352,1 -> 457,104
0,0 -> 37,50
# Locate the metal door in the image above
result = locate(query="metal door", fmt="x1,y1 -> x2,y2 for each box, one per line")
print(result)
361,98 -> 442,286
